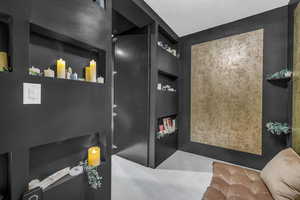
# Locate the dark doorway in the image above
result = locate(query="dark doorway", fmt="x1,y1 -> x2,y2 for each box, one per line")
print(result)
112,8 -> 151,166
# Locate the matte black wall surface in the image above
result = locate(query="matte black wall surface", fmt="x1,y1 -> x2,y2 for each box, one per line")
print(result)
112,0 -> 153,28
30,0 -> 108,50
0,154 -> 8,198
0,22 -> 9,52
155,131 -> 178,167
112,10 -> 136,35
180,6 -> 290,170
157,48 -> 179,77
0,0 -> 112,199
290,0 -> 300,5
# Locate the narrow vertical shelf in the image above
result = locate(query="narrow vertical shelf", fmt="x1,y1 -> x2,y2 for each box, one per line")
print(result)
153,26 -> 179,168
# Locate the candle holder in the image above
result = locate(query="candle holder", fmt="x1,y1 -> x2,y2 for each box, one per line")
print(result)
88,146 -> 101,167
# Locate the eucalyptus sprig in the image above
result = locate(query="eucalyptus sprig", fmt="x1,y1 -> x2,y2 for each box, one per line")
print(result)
266,122 -> 290,135
266,68 -> 292,80
81,160 -> 103,190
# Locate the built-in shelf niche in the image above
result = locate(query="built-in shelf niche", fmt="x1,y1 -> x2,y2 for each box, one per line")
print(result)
157,27 -> 179,77
158,72 -> 177,91
0,153 -> 9,200
156,115 -> 178,138
29,23 -> 106,84
30,133 -> 105,179
29,132 -> 106,199
156,73 -> 178,118
0,14 -> 11,73
155,115 -> 178,167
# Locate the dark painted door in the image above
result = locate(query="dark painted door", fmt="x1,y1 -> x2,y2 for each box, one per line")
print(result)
114,33 -> 149,166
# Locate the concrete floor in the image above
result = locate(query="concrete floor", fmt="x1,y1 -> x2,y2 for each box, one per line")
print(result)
112,151 -> 214,200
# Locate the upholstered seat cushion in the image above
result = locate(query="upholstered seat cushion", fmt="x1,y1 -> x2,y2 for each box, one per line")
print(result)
260,148 -> 300,200
202,162 -> 273,200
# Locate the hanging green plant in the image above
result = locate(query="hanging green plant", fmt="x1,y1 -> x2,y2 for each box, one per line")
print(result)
266,68 -> 292,80
81,160 -> 103,190
266,122 -> 290,135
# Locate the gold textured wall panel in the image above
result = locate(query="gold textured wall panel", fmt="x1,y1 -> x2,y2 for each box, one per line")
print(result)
293,4 -> 300,154
191,29 -> 263,155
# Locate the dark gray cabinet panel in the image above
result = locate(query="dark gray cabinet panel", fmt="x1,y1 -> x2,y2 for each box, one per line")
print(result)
114,33 -> 149,166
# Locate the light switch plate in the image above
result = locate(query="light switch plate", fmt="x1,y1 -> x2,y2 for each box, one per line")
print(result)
23,83 -> 41,104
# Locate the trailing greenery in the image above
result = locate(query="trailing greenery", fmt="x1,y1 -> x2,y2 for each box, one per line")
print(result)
81,160 -> 103,190
266,68 -> 292,80
266,122 -> 290,135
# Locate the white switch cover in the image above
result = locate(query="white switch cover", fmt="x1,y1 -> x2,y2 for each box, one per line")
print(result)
23,83 -> 41,104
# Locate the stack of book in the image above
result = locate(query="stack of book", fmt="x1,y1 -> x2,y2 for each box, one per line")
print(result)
157,118 -> 176,139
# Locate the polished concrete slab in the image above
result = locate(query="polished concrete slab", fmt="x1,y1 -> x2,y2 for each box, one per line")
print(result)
157,150 -> 216,172
112,151 -> 213,200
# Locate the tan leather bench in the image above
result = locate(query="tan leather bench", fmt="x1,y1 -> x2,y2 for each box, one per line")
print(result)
202,162 -> 273,200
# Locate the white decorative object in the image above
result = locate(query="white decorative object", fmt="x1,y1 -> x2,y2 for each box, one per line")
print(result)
168,88 -> 176,92
39,167 -> 70,190
71,72 -> 78,80
28,179 -> 41,190
157,83 -> 162,90
69,166 -> 83,177
97,76 -> 104,84
285,71 -> 292,78
66,67 -> 72,80
44,68 -> 55,78
29,66 -> 41,76
23,83 -> 41,105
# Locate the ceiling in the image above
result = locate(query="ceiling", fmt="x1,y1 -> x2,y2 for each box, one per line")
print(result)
143,0 -> 289,37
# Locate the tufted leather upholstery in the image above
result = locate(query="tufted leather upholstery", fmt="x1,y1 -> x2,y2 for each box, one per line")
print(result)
202,162 -> 273,200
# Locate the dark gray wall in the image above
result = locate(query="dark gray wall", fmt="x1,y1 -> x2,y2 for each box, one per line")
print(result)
290,0 -> 300,5
0,0 -> 112,199
179,6 -> 290,170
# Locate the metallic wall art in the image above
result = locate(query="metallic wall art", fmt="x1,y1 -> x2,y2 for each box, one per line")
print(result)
191,29 -> 264,155
293,4 -> 300,154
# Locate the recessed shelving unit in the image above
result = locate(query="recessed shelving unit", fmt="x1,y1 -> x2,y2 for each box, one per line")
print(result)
157,28 -> 179,77
153,27 -> 179,168
0,0 -> 112,199
155,115 -> 178,167
29,133 -> 106,199
0,153 -> 9,200
156,73 -> 178,118
0,14 -> 11,74
156,115 -> 178,139
29,23 -> 106,85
